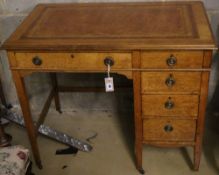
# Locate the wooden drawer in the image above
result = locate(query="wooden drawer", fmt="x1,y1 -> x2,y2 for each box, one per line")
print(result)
141,72 -> 201,94
141,51 -> 203,69
142,95 -> 199,118
13,52 -> 132,70
143,118 -> 196,141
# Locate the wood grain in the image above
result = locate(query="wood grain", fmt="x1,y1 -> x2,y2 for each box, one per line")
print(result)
141,51 -> 203,69
2,2 -> 216,51
142,95 -> 199,118
11,70 -> 42,168
7,52 -> 17,67
194,52 -> 211,170
132,51 -> 143,171
143,118 -> 196,141
2,2 -> 215,172
203,50 -> 213,68
141,72 -> 201,94
14,52 -> 132,70
50,73 -> 61,112
143,140 -> 195,147
36,89 -> 55,131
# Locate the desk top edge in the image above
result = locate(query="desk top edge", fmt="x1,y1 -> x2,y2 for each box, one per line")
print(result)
2,1 -> 217,51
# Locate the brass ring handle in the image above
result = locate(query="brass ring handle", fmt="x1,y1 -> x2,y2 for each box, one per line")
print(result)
165,74 -> 175,87
164,125 -> 174,132
164,98 -> 174,109
104,56 -> 114,66
166,55 -> 177,67
32,56 -> 42,66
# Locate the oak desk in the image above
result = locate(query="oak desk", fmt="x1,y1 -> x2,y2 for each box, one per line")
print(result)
2,2 -> 216,173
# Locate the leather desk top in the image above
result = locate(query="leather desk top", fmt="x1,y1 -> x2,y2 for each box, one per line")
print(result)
2,2 -> 216,51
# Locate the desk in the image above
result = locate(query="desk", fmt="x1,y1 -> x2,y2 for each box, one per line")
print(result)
2,2 -> 216,173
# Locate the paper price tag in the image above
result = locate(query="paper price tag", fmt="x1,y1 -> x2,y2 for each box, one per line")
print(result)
105,77 -> 114,92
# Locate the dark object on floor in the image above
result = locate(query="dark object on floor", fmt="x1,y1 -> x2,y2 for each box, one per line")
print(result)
62,165 -> 68,169
0,109 -> 12,147
0,75 -> 12,109
0,111 -> 12,147
0,76 -> 12,147
0,77 -> 7,107
26,161 -> 34,175
56,146 -> 78,155
0,123 -> 12,147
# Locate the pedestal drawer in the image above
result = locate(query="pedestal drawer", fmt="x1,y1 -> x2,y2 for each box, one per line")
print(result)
13,52 -> 132,70
143,118 -> 196,141
142,95 -> 199,118
141,72 -> 201,94
141,51 -> 203,69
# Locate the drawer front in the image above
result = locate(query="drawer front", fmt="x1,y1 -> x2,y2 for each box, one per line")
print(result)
141,51 -> 203,69
143,118 -> 196,141
141,72 -> 201,94
14,52 -> 132,70
142,95 -> 199,118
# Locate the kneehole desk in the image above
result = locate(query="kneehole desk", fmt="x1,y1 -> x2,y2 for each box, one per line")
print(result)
2,1 -> 216,173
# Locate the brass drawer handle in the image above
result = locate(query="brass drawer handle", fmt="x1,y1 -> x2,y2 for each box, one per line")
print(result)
165,74 -> 175,87
166,55 -> 177,67
32,56 -> 42,66
164,97 -> 174,109
164,124 -> 174,132
104,56 -> 114,66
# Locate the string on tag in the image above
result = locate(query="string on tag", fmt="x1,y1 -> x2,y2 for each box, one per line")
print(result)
104,61 -> 114,92
107,64 -> 110,77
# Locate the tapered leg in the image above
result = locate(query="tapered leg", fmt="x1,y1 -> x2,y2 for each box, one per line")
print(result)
12,71 -> 42,169
135,141 -> 144,174
194,143 -> 201,171
132,51 -> 144,174
50,73 -> 61,113
193,68 -> 210,171
133,71 -> 144,174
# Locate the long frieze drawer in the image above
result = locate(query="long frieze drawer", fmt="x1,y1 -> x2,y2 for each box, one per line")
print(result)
142,95 -> 199,118
143,118 -> 196,141
141,51 -> 203,69
13,52 -> 132,70
141,72 -> 201,94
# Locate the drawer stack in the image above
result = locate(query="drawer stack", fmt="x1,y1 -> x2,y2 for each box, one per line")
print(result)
140,51 -> 203,144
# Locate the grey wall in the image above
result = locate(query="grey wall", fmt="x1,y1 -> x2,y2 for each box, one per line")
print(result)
0,0 -> 219,111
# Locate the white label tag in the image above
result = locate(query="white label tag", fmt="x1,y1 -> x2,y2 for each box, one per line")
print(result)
105,77 -> 114,92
